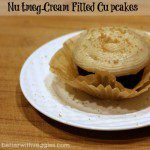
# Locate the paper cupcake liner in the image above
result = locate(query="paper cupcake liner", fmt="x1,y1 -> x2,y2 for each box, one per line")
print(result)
50,34 -> 150,100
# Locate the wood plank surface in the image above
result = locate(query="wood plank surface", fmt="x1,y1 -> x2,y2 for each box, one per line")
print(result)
0,16 -> 150,150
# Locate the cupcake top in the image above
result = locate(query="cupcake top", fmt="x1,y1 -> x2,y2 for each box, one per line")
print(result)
73,27 -> 150,76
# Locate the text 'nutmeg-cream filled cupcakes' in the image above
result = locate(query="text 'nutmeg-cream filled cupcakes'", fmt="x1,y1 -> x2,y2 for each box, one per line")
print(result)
50,27 -> 150,100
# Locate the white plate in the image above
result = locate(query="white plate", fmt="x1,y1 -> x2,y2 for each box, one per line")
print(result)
20,31 -> 150,131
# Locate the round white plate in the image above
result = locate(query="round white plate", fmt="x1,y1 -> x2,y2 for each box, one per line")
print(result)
20,31 -> 150,131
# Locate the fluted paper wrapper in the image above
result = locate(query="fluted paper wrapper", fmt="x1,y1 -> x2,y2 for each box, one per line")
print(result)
50,35 -> 150,100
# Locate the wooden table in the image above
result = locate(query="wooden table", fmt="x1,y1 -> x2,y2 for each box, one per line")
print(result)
0,16 -> 150,150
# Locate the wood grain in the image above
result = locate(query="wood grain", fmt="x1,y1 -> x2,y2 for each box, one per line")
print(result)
0,16 -> 150,150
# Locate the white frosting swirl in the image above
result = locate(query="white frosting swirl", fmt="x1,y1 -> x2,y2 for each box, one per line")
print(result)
73,27 -> 150,76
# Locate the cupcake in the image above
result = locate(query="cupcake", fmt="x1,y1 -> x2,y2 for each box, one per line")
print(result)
50,27 -> 150,100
